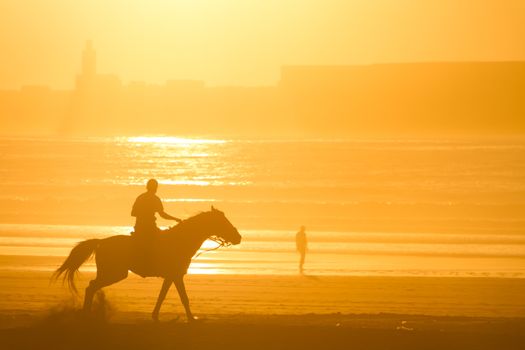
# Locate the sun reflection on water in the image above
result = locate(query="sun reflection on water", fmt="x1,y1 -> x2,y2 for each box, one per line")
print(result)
108,135 -> 252,187
126,136 -> 227,145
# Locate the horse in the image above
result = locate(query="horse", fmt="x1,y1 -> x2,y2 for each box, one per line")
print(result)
53,206 -> 241,322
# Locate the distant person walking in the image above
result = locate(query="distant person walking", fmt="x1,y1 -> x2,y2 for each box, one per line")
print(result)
296,226 -> 307,274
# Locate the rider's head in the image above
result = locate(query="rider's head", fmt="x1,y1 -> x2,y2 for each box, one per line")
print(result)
146,179 -> 158,193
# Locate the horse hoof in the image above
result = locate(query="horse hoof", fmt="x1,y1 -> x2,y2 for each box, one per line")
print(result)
188,316 -> 202,324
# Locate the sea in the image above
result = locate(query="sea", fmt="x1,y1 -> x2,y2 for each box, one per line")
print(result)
1,136 -> 524,277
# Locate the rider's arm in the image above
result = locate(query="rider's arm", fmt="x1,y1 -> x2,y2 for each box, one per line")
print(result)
156,197 -> 181,222
159,211 -> 181,222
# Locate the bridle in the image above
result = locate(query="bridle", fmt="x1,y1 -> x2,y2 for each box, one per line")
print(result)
194,235 -> 232,258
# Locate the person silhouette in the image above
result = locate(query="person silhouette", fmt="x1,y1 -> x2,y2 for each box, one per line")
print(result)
131,179 -> 181,273
132,179 -> 181,235
296,225 -> 307,274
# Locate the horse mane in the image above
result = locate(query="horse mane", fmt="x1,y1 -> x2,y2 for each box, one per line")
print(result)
166,211 -> 208,234
164,210 -> 230,255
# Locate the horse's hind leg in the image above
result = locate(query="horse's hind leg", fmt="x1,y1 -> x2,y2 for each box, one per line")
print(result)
83,269 -> 128,312
83,279 -> 101,312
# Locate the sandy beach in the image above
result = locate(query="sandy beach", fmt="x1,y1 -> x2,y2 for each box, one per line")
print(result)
1,270 -> 525,349
2,270 -> 525,318
2,314 -> 525,350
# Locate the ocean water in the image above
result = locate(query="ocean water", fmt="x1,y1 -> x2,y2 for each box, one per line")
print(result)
0,136 -> 524,277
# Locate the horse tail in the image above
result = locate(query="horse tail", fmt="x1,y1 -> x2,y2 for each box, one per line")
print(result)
52,239 -> 100,295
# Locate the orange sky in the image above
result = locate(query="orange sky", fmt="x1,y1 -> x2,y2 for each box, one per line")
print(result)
0,0 -> 524,89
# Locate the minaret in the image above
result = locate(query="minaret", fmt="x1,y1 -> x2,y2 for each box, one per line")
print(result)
82,40 -> 96,78
76,40 -> 97,92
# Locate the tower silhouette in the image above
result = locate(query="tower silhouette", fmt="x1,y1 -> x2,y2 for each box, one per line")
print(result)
82,40 -> 96,78
76,40 -> 96,91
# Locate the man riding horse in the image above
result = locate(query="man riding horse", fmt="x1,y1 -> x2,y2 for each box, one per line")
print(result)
54,206 -> 241,322
131,179 -> 181,273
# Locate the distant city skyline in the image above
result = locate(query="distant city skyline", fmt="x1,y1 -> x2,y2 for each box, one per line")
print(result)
1,0 -> 524,89
3,39 -> 525,93
1,41 -> 523,138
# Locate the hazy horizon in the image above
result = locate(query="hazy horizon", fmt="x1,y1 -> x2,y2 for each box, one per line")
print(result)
1,0 -> 524,89
3,59 -> 525,91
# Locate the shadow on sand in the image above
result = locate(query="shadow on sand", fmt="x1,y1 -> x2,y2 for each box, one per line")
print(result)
301,274 -> 320,281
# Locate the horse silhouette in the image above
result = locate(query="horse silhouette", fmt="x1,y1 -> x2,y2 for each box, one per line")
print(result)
53,207 -> 241,322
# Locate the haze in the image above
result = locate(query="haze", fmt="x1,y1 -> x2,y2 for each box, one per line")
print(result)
1,0 -> 524,89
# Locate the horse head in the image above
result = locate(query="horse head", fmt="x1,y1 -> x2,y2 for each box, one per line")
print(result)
204,206 -> 242,245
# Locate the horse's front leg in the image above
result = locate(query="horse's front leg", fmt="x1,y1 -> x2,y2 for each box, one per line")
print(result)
174,275 -> 195,322
152,278 -> 172,321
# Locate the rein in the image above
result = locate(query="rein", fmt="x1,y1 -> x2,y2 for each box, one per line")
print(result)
194,236 -> 232,258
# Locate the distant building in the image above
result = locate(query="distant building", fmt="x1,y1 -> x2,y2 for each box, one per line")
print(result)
82,40 -> 96,77
1,41 -> 524,137
166,80 -> 205,91
75,40 -> 121,93
76,40 -> 96,91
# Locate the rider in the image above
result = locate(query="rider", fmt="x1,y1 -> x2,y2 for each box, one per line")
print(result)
132,178 -> 181,236
131,179 -> 181,274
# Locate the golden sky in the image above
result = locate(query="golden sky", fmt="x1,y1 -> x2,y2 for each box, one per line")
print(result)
1,0 -> 524,89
